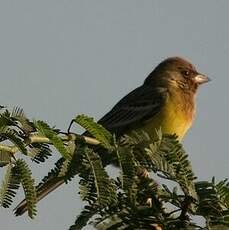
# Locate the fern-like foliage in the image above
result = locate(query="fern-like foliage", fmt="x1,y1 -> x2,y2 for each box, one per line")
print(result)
69,145 -> 118,229
0,127 -> 28,155
58,144 -> 85,182
0,110 -> 227,229
215,178 -> 229,209
34,120 -> 70,159
0,109 -> 16,130
0,107 -> 33,139
115,144 -> 136,191
36,157 -> 66,190
29,142 -> 52,163
14,159 -> 37,218
70,130 -> 228,229
145,133 -> 197,200
82,147 -> 117,207
93,176 -> 165,230
195,178 -> 229,228
74,115 -> 113,149
11,107 -> 34,134
69,204 -> 99,230
0,164 -> 20,208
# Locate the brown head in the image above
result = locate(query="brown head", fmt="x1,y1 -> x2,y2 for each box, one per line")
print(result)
144,57 -> 210,93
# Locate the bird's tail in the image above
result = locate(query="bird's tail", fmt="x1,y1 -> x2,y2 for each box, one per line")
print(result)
14,177 -> 65,216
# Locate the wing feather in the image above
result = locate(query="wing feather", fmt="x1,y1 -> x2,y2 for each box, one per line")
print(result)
98,85 -> 167,136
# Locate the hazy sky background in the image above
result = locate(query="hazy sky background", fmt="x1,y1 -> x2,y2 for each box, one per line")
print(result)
0,1 -> 228,229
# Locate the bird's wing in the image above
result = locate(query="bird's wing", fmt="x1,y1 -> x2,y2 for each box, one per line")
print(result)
98,85 -> 168,135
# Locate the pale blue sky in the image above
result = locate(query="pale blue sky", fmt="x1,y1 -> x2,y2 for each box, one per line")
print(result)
0,1 -> 228,229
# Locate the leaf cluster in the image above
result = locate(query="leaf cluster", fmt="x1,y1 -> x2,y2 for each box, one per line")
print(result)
0,108 -> 228,230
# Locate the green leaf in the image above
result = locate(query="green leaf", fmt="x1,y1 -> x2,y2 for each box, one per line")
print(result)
58,145 -> 84,182
29,143 -> 52,163
0,128 -> 28,155
145,134 -> 197,201
0,164 -> 20,208
34,120 -> 70,159
69,205 -> 98,230
215,178 -> 229,209
15,159 -> 37,218
116,144 -> 136,191
82,147 -> 117,207
196,179 -> 229,228
0,109 -> 15,128
11,107 -> 34,133
36,157 -> 65,190
74,115 -> 113,149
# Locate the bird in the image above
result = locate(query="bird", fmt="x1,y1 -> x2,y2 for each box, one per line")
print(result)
14,56 -> 210,216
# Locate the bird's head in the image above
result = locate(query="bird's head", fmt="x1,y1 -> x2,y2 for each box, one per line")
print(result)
144,57 -> 210,93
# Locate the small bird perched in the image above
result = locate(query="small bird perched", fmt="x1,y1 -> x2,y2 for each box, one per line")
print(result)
14,57 -> 210,216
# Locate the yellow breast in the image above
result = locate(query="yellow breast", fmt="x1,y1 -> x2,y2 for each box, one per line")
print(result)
141,92 -> 195,141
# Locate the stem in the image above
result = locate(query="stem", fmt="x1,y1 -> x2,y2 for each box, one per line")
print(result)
0,133 -> 100,155
0,145 -> 18,154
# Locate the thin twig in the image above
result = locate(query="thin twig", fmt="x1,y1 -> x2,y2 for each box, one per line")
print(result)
0,133 -> 101,155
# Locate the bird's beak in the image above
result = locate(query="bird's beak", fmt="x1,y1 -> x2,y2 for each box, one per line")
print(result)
193,73 -> 211,84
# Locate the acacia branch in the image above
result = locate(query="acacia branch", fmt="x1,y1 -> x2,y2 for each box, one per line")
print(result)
0,133 -> 100,155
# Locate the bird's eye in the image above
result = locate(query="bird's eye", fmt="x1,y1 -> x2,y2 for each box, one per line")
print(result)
183,70 -> 190,77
